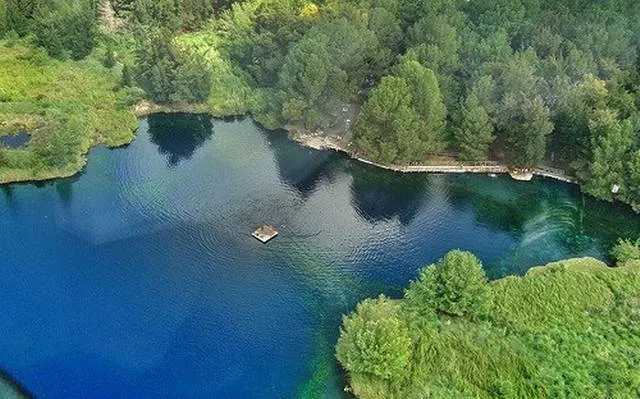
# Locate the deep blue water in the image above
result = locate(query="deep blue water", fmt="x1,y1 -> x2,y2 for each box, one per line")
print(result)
1,114 -> 638,398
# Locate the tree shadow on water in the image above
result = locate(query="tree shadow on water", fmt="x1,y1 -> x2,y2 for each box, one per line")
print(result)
349,165 -> 427,225
267,130 -> 338,198
147,113 -> 214,167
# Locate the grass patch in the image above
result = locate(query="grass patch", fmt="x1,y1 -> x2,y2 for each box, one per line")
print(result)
0,42 -> 137,183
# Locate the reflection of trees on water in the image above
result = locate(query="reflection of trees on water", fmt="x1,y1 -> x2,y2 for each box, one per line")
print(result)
54,172 -> 82,206
349,165 -> 427,225
148,113 -> 213,167
446,177 -> 536,234
1,184 -> 14,202
267,130 -> 338,197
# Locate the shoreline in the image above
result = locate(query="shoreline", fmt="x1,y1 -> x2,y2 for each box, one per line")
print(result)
0,109 -> 579,186
291,132 -> 579,184
0,102 -> 214,186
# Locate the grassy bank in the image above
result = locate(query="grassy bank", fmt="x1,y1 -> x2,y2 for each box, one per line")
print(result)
336,252 -> 640,398
0,42 -> 137,184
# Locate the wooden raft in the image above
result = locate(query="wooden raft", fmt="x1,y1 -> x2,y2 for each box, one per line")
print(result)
252,225 -> 278,243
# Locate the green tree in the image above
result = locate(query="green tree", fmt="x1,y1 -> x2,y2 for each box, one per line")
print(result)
222,0 -> 310,86
336,295 -> 411,381
4,0 -> 40,37
454,93 -> 495,160
175,54 -> 212,102
355,60 -> 448,163
552,75 -> 611,169
396,60 -> 447,153
32,0 -> 96,60
179,0 -> 215,30
132,0 -> 181,32
135,28 -> 180,103
611,238 -> 640,264
354,76 -> 422,163
625,150 -> 640,211
581,120 -> 634,202
497,94 -> 553,167
368,7 -> 402,54
317,17 -> 384,86
278,33 -> 347,127
111,0 -> 135,17
135,27 -> 212,103
403,250 -> 491,319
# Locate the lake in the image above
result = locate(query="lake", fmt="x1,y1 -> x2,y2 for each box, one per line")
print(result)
1,114 -> 638,398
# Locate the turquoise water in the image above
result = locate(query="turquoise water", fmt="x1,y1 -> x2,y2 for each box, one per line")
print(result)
0,114 -> 638,398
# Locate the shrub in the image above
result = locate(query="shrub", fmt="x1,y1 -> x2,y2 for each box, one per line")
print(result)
403,250 -> 491,319
611,238 -> 640,264
116,86 -> 147,108
336,296 -> 411,382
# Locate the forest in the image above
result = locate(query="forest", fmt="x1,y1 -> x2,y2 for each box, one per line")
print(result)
336,244 -> 640,398
1,0 -> 640,210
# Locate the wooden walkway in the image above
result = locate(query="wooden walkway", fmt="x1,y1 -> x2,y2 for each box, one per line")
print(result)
293,134 -> 578,184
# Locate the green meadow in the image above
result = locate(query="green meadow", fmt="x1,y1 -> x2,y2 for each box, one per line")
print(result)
337,251 -> 640,398
0,42 -> 137,183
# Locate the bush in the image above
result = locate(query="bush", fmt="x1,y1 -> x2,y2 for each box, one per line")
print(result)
611,238 -> 640,264
3,30 -> 20,47
336,296 -> 411,382
0,148 -> 8,167
116,86 -> 147,108
403,250 -> 491,319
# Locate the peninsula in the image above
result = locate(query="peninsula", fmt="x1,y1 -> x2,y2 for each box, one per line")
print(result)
337,242 -> 640,398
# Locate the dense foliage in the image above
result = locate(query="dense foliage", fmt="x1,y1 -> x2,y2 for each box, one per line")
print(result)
3,0 -> 97,60
611,237 -> 640,264
2,0 -> 640,210
0,44 -> 136,182
336,251 -> 640,398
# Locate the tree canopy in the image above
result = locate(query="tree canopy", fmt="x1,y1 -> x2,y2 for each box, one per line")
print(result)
2,0 -> 640,209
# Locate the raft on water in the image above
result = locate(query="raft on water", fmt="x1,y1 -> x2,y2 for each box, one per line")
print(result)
252,225 -> 278,243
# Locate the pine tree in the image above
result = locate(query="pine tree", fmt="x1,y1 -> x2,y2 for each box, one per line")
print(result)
497,93 -> 553,167
454,93 -> 494,161
4,0 -> 39,37
396,60 -> 447,153
354,76 -> 423,163
104,45 -> 117,68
